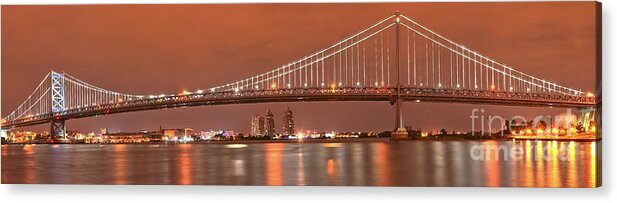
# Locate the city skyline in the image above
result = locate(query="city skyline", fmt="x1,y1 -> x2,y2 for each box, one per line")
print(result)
2,2 -> 596,133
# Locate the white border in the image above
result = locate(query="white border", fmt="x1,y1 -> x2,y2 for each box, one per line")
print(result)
0,0 -> 613,203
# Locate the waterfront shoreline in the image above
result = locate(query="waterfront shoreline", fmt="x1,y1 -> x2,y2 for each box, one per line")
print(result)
1,136 -> 601,145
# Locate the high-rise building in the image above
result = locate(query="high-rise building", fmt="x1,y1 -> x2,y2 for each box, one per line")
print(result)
251,114 -> 265,136
265,110 -> 275,136
283,107 -> 294,136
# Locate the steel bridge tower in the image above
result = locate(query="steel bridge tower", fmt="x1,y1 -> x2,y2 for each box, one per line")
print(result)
391,11 -> 409,140
50,71 -> 66,139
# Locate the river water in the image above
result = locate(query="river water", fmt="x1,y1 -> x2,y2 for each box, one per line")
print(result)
1,140 -> 600,187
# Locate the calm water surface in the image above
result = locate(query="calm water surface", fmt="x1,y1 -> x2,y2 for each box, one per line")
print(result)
1,140 -> 600,187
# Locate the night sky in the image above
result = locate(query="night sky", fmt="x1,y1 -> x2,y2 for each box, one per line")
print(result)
1,2 -> 597,133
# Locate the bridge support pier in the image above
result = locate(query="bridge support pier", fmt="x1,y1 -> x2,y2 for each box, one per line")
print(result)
50,119 -> 66,140
391,97 -> 408,140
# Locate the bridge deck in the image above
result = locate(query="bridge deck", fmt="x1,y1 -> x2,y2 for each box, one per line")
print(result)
2,87 -> 595,129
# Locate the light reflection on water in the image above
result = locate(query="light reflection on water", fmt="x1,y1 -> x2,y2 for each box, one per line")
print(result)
1,140 -> 600,187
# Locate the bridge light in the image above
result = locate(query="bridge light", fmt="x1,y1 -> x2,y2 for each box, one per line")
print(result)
234,88 -> 239,93
304,83 -> 308,87
526,88 -> 530,92
474,85 -> 477,89
439,83 -> 442,87
356,82 -> 360,86
491,85 -> 495,90
509,87 -> 513,91
182,90 -> 191,95
159,94 -> 166,97
456,84 -> 460,88
321,83 -> 325,87
374,82 -> 378,86
210,88 -> 216,92
271,84 -> 277,89
396,17 -> 400,23
287,84 -> 291,88
586,92 -> 594,97
196,90 -> 204,94
420,83 -> 423,87
339,82 -> 343,86
331,83 -> 336,89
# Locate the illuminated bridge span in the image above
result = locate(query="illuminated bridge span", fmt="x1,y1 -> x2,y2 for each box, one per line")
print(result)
1,12 -> 595,138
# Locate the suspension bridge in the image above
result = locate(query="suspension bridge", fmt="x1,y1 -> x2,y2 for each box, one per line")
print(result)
1,12 -> 595,139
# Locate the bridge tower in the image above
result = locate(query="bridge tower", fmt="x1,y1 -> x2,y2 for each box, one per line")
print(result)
50,71 -> 66,139
391,11 -> 409,140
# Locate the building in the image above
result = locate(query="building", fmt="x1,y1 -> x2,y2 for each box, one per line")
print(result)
102,131 -> 163,144
251,109 -> 276,137
283,107 -> 294,136
251,114 -> 266,136
200,130 -> 236,140
161,128 -> 194,142
265,110 -> 275,136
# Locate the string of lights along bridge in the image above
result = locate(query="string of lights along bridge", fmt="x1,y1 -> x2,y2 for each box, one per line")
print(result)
2,12 -> 595,138
211,14 -> 585,95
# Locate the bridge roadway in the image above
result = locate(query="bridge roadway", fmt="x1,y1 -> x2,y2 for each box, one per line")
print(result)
1,87 -> 596,129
